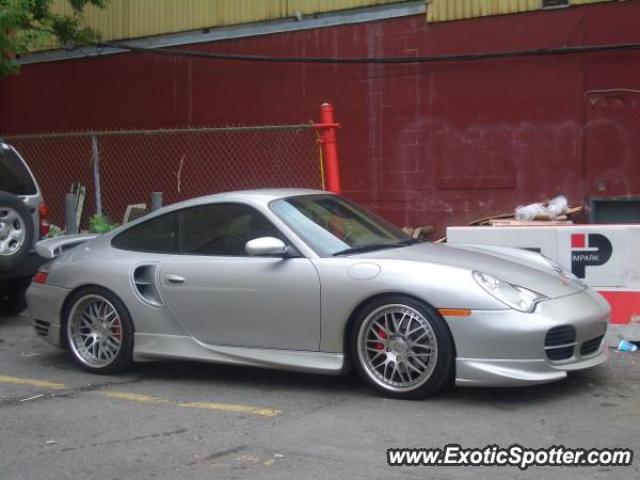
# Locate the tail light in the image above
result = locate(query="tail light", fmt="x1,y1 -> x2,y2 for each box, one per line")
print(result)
39,201 -> 50,238
33,264 -> 49,285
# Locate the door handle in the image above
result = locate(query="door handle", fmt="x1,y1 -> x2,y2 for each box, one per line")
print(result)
164,274 -> 186,285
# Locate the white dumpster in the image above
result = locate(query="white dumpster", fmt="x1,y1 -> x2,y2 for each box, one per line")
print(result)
447,225 -> 640,326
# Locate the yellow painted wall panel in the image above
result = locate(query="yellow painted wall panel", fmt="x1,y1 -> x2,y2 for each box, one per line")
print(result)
50,0 -> 406,41
47,0 -> 621,40
428,0 -> 615,22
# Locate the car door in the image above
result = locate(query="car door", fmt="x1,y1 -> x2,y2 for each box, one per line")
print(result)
158,202 -> 321,351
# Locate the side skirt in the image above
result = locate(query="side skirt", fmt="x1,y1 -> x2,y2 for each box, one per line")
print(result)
133,333 -> 345,375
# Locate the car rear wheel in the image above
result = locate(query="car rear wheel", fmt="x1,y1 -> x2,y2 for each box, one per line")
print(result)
0,192 -> 34,272
64,287 -> 134,374
352,295 -> 454,399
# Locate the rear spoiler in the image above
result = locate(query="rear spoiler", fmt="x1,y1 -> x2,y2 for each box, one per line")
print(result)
35,234 -> 99,259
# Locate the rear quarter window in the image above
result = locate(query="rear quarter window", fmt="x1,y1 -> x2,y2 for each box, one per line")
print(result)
111,211 -> 179,253
0,145 -> 37,195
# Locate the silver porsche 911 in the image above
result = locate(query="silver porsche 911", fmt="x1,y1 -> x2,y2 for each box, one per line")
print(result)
27,189 -> 609,399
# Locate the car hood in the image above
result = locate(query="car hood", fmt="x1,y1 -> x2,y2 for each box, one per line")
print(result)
357,242 -> 583,299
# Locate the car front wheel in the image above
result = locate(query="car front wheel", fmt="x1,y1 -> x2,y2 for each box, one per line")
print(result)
64,287 -> 134,374
352,296 -> 454,399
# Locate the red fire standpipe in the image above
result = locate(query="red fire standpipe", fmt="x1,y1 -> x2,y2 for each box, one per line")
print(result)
316,103 -> 342,194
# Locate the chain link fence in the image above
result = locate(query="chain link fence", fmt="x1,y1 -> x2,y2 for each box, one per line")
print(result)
5,125 -> 324,229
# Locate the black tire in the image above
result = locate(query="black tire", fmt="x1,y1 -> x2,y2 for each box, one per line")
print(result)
0,192 -> 34,272
63,286 -> 134,374
0,276 -> 30,316
350,295 -> 455,399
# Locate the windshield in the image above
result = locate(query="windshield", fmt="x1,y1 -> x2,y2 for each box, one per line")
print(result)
0,144 -> 37,195
270,194 -> 416,257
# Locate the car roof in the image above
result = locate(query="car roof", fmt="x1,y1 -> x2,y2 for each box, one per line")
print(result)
109,188 -> 333,235
168,188 -> 331,209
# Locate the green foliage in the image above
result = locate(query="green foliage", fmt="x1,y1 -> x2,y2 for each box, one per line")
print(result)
0,0 -> 108,77
45,223 -> 62,238
88,213 -> 118,234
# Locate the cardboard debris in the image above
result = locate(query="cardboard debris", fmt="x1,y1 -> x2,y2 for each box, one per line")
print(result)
437,198 -> 584,243
487,218 -> 573,227
402,225 -> 434,240
469,205 -> 582,227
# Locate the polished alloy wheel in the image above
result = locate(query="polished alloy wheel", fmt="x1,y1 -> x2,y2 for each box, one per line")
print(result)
0,207 -> 26,256
68,295 -> 123,368
357,304 -> 438,392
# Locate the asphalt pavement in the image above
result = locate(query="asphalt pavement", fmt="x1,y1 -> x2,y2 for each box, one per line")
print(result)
0,311 -> 638,480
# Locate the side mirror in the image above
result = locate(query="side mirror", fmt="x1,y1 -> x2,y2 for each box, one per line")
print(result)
245,237 -> 288,257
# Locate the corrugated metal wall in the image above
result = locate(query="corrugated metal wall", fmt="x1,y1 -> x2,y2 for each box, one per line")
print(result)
51,0 -> 405,41
49,0 -> 623,42
427,0 -> 615,22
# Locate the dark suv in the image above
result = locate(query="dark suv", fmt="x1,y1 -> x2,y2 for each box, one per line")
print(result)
0,140 -> 49,315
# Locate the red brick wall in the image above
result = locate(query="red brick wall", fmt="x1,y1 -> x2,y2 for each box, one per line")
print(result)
2,1 -> 640,235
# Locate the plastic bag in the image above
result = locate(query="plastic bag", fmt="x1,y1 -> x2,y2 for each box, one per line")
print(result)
515,203 -> 547,221
514,195 -> 568,221
547,195 -> 568,217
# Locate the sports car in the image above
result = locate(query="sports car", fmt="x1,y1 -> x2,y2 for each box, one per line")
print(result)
27,189 -> 609,398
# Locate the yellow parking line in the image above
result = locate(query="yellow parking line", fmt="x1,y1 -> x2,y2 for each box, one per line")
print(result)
102,391 -> 281,417
100,391 -> 171,405
180,401 -> 281,417
0,374 -> 66,390
0,374 -> 281,417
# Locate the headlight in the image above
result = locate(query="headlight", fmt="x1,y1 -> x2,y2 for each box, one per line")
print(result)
472,271 -> 547,313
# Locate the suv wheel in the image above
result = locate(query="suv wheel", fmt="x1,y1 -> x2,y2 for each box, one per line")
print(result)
0,192 -> 34,272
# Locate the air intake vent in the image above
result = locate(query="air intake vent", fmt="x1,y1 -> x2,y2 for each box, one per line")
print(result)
133,265 -> 163,307
544,325 -> 576,361
34,319 -> 50,337
545,326 -> 576,347
546,346 -> 574,361
580,336 -> 604,356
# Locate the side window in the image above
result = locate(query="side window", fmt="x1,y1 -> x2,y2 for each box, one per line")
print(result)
0,146 -> 37,195
111,212 -> 179,253
181,203 -> 282,256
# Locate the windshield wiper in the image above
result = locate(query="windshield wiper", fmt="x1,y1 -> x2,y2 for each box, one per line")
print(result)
397,238 -> 422,246
332,238 -> 422,257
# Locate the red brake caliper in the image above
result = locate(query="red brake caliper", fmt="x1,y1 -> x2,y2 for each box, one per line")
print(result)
375,328 -> 387,351
112,320 -> 122,341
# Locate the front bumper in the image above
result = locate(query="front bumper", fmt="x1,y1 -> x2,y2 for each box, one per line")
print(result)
445,288 -> 610,387
26,282 -> 70,348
